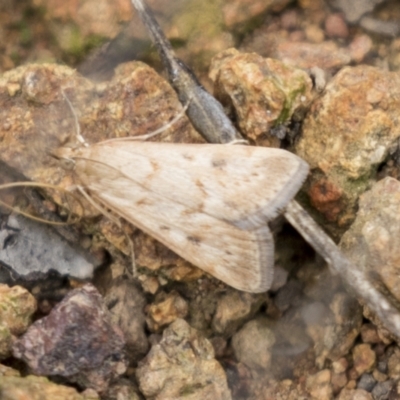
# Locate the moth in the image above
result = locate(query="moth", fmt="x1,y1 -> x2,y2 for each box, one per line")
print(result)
55,140 -> 309,293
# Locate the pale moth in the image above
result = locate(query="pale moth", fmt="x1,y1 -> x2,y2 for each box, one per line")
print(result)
55,116 -> 309,293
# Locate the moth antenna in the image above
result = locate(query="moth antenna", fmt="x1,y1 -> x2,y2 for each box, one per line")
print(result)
0,181 -> 83,226
61,89 -> 89,147
99,97 -> 192,145
77,186 -> 137,277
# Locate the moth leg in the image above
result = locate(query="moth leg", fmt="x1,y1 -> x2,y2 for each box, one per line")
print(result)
77,186 -> 137,278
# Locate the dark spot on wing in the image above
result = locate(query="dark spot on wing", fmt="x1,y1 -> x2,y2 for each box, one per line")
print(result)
182,153 -> 193,161
182,203 -> 204,215
136,198 -> 154,206
195,179 -> 207,196
187,235 -> 201,245
159,225 -> 170,231
151,160 -> 160,171
212,158 -> 227,168
224,200 -> 238,208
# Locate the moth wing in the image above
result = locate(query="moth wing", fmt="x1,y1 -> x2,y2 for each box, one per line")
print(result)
72,142 -> 308,292
76,161 -> 274,293
90,141 -> 309,229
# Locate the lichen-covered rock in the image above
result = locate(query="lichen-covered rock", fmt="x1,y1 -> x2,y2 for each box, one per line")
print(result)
104,276 -> 149,363
12,284 -> 127,393
0,374 -> 97,400
209,48 -> 314,142
211,290 -> 264,336
337,388 -> 373,400
275,41 -> 352,70
231,317 -> 275,371
0,364 -> 20,377
146,291 -> 188,332
0,284 -> 37,335
352,344 -> 376,376
0,284 -> 36,359
305,369 -> 333,400
0,325 -> 12,360
136,318 -> 231,400
221,0 -> 291,28
296,66 -> 400,233
340,178 -> 400,304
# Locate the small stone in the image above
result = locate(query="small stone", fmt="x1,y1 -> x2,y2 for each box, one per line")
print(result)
332,358 -> 349,374
372,368 -> 387,382
0,284 -> 36,360
209,336 -> 228,358
146,291 -> 188,332
305,369 -> 333,400
231,317 -> 275,371
304,25 -> 325,43
325,13 -> 349,39
331,372 -> 348,393
269,265 -> 289,292
348,35 -> 373,63
0,375 -> 91,400
341,178 -> 400,304
304,293 -> 362,367
346,380 -> 357,390
371,380 -> 395,399
139,275 -> 159,294
0,284 -> 37,336
0,324 -> 12,360
209,48 -> 314,141
357,373 -> 376,391
360,323 -> 380,344
105,379 -> 141,400
275,41 -> 352,70
12,284 -> 127,393
211,290 -> 263,336
353,344 -> 376,376
6,82 -> 20,97
222,0 -> 291,28
388,348 -> 400,378
274,280 -> 303,313
136,318 -> 231,400
377,360 -> 388,374
104,276 -> 149,362
337,388 -> 373,400
0,364 -> 20,377
280,9 -> 299,30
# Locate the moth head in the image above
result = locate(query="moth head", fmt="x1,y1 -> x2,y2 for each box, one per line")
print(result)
51,146 -> 78,170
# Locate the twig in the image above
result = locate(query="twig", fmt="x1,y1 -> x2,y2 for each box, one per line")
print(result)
130,0 -> 244,144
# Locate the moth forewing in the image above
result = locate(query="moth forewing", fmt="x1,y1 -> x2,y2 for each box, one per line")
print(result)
60,141 -> 309,293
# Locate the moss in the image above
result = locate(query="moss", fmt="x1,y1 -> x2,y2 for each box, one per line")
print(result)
64,26 -> 105,62
275,77 -> 309,126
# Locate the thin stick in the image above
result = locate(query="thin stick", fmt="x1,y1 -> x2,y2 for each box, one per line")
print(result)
130,0 -> 244,144
284,200 -> 400,338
